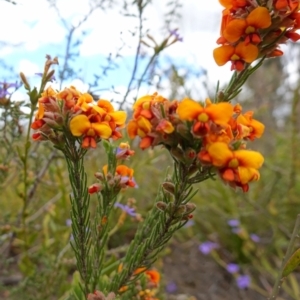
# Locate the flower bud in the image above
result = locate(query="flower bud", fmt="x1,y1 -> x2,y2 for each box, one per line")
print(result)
156,201 -> 167,211
162,182 -> 175,195
20,72 -> 30,90
170,147 -> 184,162
88,183 -> 102,194
176,123 -> 190,139
184,148 -> 197,164
174,205 -> 186,217
185,203 -> 196,214
94,172 -> 104,180
217,90 -> 224,101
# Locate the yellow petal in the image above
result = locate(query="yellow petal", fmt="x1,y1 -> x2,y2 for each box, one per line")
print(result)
137,116 -> 152,133
36,104 -> 45,119
205,102 -> 234,125
238,167 -> 260,184
127,120 -> 138,139
92,104 -> 106,116
97,99 -> 114,112
109,111 -> 127,126
213,45 -> 235,66
234,150 -> 264,169
133,95 -> 152,109
208,142 -> 233,167
92,123 -> 112,139
177,98 -> 203,120
247,7 -> 271,29
235,42 -> 258,63
70,115 -> 90,136
224,19 -> 247,43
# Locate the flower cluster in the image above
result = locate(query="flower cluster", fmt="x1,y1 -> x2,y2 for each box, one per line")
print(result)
119,267 -> 161,300
127,93 -> 178,150
88,142 -> 137,194
214,0 -> 300,70
127,93 -> 264,192
31,86 -> 126,149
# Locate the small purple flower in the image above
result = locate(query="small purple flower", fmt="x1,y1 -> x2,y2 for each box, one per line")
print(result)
250,234 -> 260,243
169,29 -> 183,42
236,275 -> 251,289
227,219 -> 240,227
226,263 -> 240,274
199,241 -> 219,255
0,81 -> 20,97
114,202 -> 137,217
184,219 -> 195,228
66,219 -> 72,227
166,281 -> 177,293
0,89 -> 9,98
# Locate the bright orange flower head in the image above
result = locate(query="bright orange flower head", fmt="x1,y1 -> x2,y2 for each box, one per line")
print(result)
39,86 -> 57,103
219,0 -> 248,10
145,270 -> 160,286
127,116 -> 152,139
133,93 -> 166,120
177,98 -> 234,136
206,142 -> 264,190
213,42 -> 259,71
57,86 -> 81,109
69,112 -> 112,148
236,111 -> 265,140
274,0 -> 299,11
222,7 -> 271,44
74,93 -> 93,112
116,165 -> 136,187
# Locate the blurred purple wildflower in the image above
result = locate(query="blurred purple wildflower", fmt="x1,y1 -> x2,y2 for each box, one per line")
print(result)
250,233 -> 260,243
166,281 -> 177,293
114,202 -> 137,217
0,89 -> 9,98
169,29 -> 183,42
236,275 -> 251,289
199,241 -> 219,255
226,263 -> 240,274
227,219 -> 240,227
0,81 -> 20,98
66,219 -> 72,227
184,219 -> 195,228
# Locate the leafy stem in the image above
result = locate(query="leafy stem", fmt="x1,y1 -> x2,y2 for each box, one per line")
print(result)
108,160 -> 196,296
64,139 -> 92,296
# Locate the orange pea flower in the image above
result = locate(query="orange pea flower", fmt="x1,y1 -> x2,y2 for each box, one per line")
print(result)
31,104 -> 45,129
236,111 -> 265,140
222,7 -> 271,44
69,113 -> 112,148
274,0 -> 299,11
74,93 -> 93,112
213,41 -> 259,71
116,165 -> 136,187
56,86 -> 81,109
177,98 -> 233,136
133,93 -> 166,119
207,142 -> 264,191
145,270 -> 160,286
127,116 -> 153,149
219,0 -> 248,10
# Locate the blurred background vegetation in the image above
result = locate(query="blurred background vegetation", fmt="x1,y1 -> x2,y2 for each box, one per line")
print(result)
1,0 -> 300,299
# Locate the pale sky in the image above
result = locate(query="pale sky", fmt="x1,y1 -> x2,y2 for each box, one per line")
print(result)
0,0 -> 232,101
